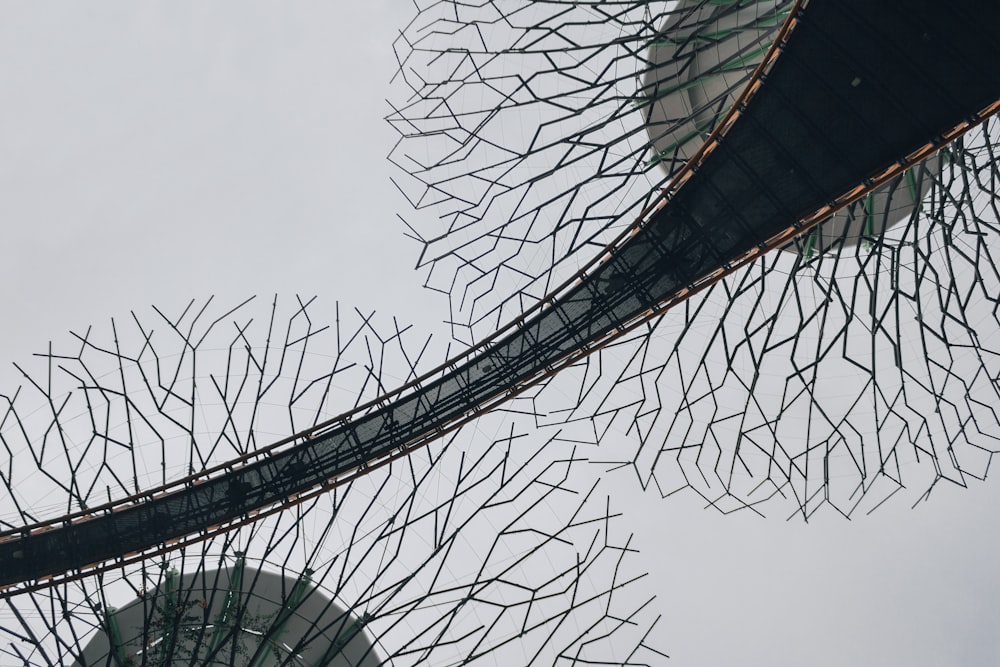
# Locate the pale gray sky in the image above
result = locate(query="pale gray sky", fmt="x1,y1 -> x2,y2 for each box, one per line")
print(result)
0,3 -> 998,665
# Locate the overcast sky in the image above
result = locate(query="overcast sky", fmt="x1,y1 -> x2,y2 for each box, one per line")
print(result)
1,3 -> 999,665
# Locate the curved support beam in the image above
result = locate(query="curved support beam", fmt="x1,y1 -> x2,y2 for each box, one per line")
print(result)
2,0 -> 998,595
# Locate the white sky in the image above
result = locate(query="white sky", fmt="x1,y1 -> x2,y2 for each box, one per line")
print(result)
0,3 -> 999,665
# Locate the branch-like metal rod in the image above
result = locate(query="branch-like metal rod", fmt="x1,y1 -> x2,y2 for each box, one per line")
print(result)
2,0 -> 998,595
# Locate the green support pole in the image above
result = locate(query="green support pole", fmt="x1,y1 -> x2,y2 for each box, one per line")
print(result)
905,168 -> 919,201
247,570 -> 314,667
803,229 -> 817,258
309,612 -> 374,667
864,191 -> 875,250
103,606 -> 130,667
156,568 -> 180,666
206,555 -> 246,658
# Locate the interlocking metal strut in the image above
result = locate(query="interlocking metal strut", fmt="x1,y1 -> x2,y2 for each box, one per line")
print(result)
3,0 -> 999,596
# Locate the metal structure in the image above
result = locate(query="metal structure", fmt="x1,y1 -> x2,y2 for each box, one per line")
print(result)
390,0 -> 1000,516
1,298 -> 662,664
5,0 -> 1000,589
2,0 -> 1000,662
76,564 -> 383,666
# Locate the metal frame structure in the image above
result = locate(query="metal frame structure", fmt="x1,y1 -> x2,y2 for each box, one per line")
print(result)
4,0 -> 999,591
1,298 -> 663,664
2,0 -> 1000,663
389,0 -> 1000,516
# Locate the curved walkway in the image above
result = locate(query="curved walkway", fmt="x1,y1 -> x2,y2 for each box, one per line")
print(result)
2,0 -> 999,594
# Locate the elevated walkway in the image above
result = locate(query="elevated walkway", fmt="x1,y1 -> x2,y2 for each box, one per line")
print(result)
3,0 -> 999,594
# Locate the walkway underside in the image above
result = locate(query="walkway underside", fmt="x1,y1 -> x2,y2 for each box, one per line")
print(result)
2,0 -> 999,593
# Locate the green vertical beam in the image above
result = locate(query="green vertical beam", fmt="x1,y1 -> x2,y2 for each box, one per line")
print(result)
247,570 -> 314,667
863,191 -> 875,250
802,229 -> 817,258
905,168 -> 920,201
156,568 -> 180,666
103,606 -> 130,667
206,555 -> 246,658
309,612 -> 374,667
